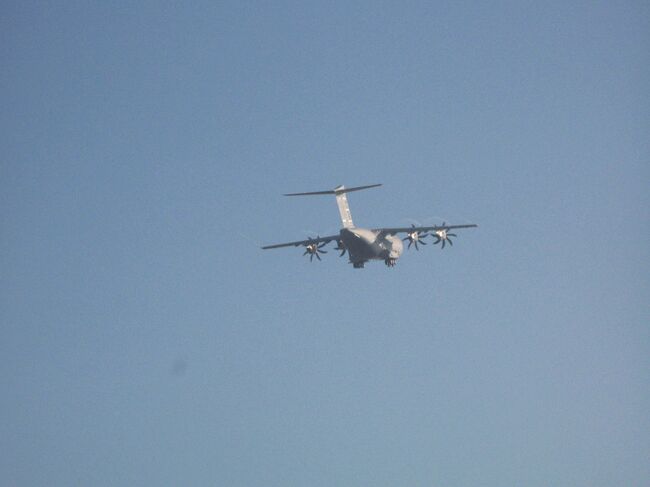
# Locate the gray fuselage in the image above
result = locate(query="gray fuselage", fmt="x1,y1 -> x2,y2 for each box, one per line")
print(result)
340,227 -> 403,268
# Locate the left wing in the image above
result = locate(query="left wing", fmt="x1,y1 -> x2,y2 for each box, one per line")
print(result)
261,234 -> 339,250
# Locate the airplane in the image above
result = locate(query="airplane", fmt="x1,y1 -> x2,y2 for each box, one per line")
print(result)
262,184 -> 477,268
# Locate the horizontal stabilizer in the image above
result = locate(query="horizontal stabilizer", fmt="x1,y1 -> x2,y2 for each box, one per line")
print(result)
284,183 -> 381,197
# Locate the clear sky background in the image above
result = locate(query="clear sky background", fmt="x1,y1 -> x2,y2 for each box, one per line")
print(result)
1,2 -> 648,486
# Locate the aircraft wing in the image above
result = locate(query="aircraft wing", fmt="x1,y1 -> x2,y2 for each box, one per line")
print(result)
374,223 -> 478,236
261,234 -> 339,250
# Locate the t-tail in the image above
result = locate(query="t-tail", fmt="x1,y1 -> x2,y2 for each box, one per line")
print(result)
284,183 -> 382,228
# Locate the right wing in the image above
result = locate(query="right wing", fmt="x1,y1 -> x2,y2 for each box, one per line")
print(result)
373,223 -> 478,237
261,234 -> 339,250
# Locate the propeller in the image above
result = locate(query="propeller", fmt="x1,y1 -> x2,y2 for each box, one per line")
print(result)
334,239 -> 347,257
431,223 -> 457,249
303,237 -> 328,262
402,224 -> 429,250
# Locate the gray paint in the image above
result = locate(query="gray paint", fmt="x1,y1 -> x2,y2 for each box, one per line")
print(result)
262,184 -> 477,268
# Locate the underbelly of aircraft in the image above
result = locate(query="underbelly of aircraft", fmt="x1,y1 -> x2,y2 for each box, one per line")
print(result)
340,228 -> 403,266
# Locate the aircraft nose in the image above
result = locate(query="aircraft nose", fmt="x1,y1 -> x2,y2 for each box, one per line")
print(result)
388,235 -> 403,257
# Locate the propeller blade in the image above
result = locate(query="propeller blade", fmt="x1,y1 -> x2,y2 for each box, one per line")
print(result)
433,237 -> 441,245
319,250 -> 328,254
408,240 -> 413,249
310,254 -> 314,261
447,233 -> 457,238
420,240 -> 427,245
414,241 -> 419,250
402,237 -> 409,241
442,240 -> 446,249
303,249 -> 309,255
334,240 -> 346,256
447,238 -> 453,246
315,253 -> 321,261
318,243 -> 327,248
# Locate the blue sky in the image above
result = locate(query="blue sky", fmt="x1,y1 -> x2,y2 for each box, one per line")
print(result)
1,1 -> 648,486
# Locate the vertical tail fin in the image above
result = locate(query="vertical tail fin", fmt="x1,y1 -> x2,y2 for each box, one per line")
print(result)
284,183 -> 382,229
334,187 -> 354,228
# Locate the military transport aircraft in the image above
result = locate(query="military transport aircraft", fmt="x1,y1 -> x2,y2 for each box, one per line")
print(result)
262,184 -> 477,268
